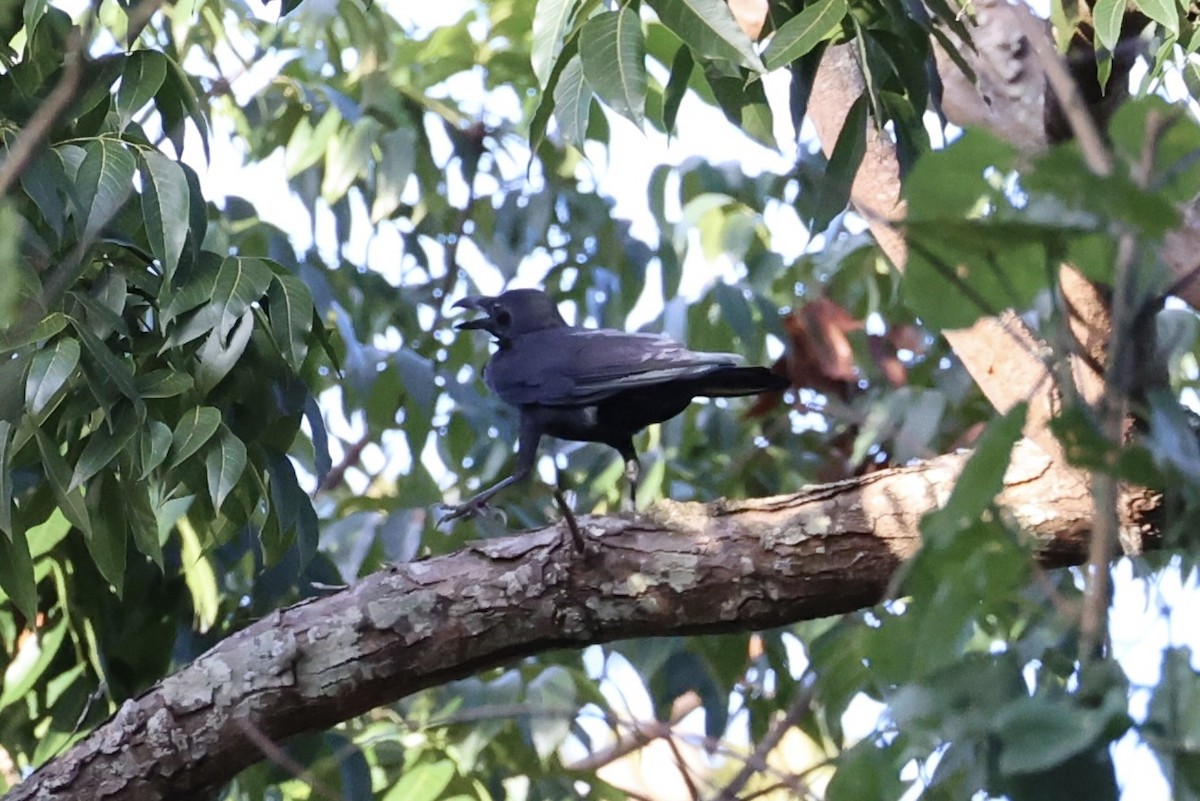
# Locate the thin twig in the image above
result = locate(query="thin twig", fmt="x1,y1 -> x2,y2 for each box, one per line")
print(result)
314,432 -> 371,495
663,729 -> 702,801
717,677 -> 817,801
0,33 -> 86,200
567,692 -> 703,773
236,718 -> 342,801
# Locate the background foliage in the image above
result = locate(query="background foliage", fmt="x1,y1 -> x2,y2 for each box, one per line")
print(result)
1,0 -> 1199,798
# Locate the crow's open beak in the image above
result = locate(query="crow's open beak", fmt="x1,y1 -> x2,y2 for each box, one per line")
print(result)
453,296 -> 493,330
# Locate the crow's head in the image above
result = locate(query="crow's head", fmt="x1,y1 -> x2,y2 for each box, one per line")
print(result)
453,289 -> 568,341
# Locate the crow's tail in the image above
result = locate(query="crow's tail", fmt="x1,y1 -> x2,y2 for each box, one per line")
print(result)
692,366 -> 789,397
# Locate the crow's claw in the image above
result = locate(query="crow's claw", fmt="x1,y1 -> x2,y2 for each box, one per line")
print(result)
436,501 -> 483,526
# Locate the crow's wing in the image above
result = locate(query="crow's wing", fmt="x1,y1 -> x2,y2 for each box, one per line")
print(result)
486,328 -> 741,406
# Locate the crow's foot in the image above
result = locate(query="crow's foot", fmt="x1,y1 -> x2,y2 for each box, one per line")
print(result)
436,500 -> 499,527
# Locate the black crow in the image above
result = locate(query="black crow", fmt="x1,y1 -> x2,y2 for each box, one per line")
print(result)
440,288 -> 787,522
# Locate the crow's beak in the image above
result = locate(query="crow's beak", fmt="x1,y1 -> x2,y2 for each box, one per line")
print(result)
453,295 -> 492,330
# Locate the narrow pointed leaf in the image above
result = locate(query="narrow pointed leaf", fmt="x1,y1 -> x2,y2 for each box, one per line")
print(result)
85,474 -> 127,594
75,139 -> 136,241
71,411 -> 139,491
139,419 -> 173,479
138,150 -> 190,283
115,50 -> 167,126
34,426 -> 92,538
169,406 -> 222,469
205,427 -> 247,511
581,9 -> 648,126
195,310 -> 253,394
24,337 -> 79,418
0,522 -> 35,621
370,127 -> 417,223
531,0 -> 576,85
645,0 -> 764,70
0,421 -> 10,540
268,274 -> 315,371
553,53 -> 592,146
662,45 -> 694,134
762,0 -> 847,70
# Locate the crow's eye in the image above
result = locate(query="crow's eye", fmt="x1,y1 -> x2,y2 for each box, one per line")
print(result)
495,309 -> 512,328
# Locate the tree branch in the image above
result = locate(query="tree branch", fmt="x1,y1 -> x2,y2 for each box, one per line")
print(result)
4,441 -> 1155,801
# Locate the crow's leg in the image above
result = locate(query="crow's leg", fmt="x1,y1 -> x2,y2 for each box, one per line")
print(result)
438,416 -> 541,524
552,487 -> 585,552
617,439 -> 640,512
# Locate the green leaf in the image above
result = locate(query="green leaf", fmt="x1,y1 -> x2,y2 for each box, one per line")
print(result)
139,419 -> 173,479
0,612 -> 66,712
701,65 -> 775,147
662,45 -> 693,134
531,0 -> 576,85
70,410 -> 139,491
553,53 -> 592,146
24,337 -> 79,419
808,90 -> 866,231
85,473 -> 127,594
0,520 -> 35,620
161,250 -> 223,323
138,150 -> 191,284
115,50 -> 167,127
169,406 -> 222,469
19,148 -> 67,240
135,369 -> 194,398
27,509 -> 71,558
156,54 -> 210,160
1092,0 -> 1124,50
195,309 -> 254,394
177,515 -> 218,631
74,138 -> 136,241
165,256 -> 274,348
0,311 -> 67,353
381,760 -> 456,801
762,0 -> 847,71
645,0 -> 764,70
526,665 -> 576,760
995,696 -> 1123,775
70,318 -> 142,408
1135,0 -> 1179,34
370,127 -> 417,223
923,403 -> 1027,542
123,475 -> 162,567
34,426 -> 92,538
580,9 -> 648,126
322,116 -> 382,204
286,108 -> 341,177
0,420 -> 11,540
206,426 -> 246,511
268,274 -> 315,371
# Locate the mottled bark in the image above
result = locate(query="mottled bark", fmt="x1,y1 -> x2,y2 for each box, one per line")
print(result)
4,442 -> 1154,801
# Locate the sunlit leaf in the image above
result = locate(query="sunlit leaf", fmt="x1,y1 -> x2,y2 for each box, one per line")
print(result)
553,53 -> 591,146
531,0 -> 576,85
646,0 -> 764,70
580,9 -> 648,126
762,0 -> 847,71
